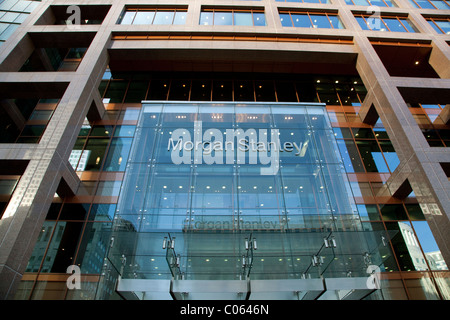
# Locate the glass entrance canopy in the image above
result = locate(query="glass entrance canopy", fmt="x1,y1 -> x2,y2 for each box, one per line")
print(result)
103,102 -> 395,300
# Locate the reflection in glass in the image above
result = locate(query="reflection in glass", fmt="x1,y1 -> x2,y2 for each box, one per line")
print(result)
103,137 -> 133,171
103,102 -> 396,292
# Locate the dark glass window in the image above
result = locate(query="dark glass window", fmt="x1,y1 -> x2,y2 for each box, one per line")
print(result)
104,80 -> 128,103
83,138 -> 110,171
124,80 -> 149,103
356,140 -> 389,172
354,14 -> 417,32
103,137 -> 133,171
59,203 -> 90,220
409,0 -> 450,9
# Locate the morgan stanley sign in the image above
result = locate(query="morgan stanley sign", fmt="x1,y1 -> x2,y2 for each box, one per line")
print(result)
167,121 -> 307,175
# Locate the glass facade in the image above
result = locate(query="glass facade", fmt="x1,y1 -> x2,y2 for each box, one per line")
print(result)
97,102 -> 398,299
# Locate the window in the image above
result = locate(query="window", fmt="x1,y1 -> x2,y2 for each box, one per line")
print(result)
355,14 -> 417,32
426,17 -> 450,34
118,8 -> 187,25
280,11 -> 345,29
200,8 -> 266,26
345,0 -> 396,6
409,0 -> 450,9
276,0 -> 331,3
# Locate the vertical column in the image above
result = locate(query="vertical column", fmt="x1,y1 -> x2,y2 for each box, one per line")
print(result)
352,33 -> 450,267
0,0 -> 124,298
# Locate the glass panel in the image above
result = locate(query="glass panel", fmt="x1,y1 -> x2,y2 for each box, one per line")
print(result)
357,204 -> 381,221
253,12 -> 266,26
275,81 -> 298,102
114,125 -> 136,137
356,140 -> 389,172
173,11 -> 187,25
214,11 -> 233,25
401,19 -> 417,33
234,12 -> 253,26
404,272 -> 441,299
29,110 -> 53,121
153,11 -> 175,25
26,221 -> 56,272
190,80 -> 211,101
148,79 -> 169,100
309,14 -> 331,28
91,125 -> 113,137
428,20 -> 444,33
432,0 -> 450,9
412,221 -> 448,270
234,80 -> 254,101
104,102 -> 393,294
74,221 -> 113,274
124,80 -> 148,103
212,80 -> 233,101
328,15 -> 344,29
435,20 -> 450,34
336,139 -> 365,173
379,140 -> 400,172
59,203 -> 90,220
380,204 -> 408,220
83,138 -> 109,171
104,80 -> 128,103
96,181 -> 122,197
44,221 -> 84,273
20,125 -> 45,137
119,108 -> 141,121
103,137 -> 133,171
414,0 -> 436,8
383,18 -> 407,32
88,203 -> 116,221
291,14 -> 311,28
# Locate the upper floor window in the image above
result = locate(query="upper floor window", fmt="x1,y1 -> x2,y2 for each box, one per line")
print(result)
426,17 -> 450,34
200,8 -> 266,26
280,11 -> 345,29
118,7 -> 187,25
345,0 -> 396,6
275,0 -> 331,4
409,0 -> 450,9
355,14 -> 417,32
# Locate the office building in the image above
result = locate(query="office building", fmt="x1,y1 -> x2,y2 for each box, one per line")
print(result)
0,0 -> 449,300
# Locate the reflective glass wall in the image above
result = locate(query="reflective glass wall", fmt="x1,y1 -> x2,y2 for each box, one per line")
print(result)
105,102 -> 394,288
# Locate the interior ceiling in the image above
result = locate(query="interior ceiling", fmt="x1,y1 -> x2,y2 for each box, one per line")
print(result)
108,48 -> 359,75
371,44 -> 439,78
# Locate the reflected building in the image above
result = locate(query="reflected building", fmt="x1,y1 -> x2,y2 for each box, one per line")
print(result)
0,0 -> 449,301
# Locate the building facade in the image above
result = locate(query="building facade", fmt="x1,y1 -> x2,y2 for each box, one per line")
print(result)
0,0 -> 449,300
